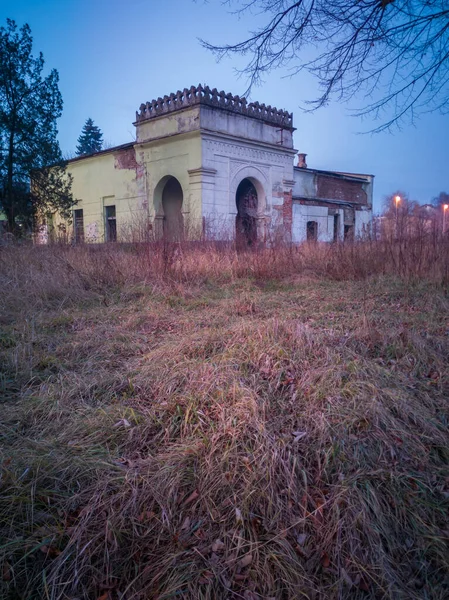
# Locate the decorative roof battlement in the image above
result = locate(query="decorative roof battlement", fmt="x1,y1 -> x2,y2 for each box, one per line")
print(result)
135,84 -> 293,129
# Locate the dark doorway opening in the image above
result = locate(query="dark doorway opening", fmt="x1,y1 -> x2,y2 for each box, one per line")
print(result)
306,220 -> 318,241
344,224 -> 354,241
236,179 -> 258,247
333,214 -> 340,242
162,177 -> 184,241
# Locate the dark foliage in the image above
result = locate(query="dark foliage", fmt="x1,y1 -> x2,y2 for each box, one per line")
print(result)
0,19 -> 74,234
76,118 -> 103,156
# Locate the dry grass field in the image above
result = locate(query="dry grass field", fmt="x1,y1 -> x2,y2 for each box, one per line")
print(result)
0,240 -> 448,599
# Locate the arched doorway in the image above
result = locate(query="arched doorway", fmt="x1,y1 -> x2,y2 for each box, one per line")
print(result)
236,178 -> 258,247
161,177 -> 183,241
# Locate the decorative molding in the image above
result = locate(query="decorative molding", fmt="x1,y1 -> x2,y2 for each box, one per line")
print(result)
136,85 -> 293,129
229,164 -> 270,217
187,167 -> 217,177
230,162 -> 269,189
282,178 -> 296,192
188,167 -> 217,187
205,138 -> 290,167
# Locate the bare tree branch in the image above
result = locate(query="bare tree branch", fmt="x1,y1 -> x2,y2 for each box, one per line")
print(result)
202,0 -> 449,131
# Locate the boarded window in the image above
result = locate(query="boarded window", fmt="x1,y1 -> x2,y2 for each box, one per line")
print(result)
105,205 -> 117,242
74,209 -> 84,243
306,220 -> 318,241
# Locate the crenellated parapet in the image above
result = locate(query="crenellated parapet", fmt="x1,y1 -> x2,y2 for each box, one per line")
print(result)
135,84 -> 293,129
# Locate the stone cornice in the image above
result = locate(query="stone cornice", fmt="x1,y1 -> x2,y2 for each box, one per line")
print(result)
187,167 -> 217,176
203,130 -> 297,158
136,85 -> 294,130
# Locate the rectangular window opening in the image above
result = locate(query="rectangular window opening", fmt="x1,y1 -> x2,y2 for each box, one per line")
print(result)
74,208 -> 84,243
306,220 -> 318,242
105,205 -> 117,242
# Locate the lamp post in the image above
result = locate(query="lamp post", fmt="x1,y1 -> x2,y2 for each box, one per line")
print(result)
444,204 -> 448,234
394,195 -> 401,237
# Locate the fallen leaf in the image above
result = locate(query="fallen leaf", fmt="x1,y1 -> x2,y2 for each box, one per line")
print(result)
297,533 -> 307,545
113,419 -> 131,429
292,431 -> 307,442
97,593 -> 109,600
239,553 -> 253,568
194,528 -> 206,540
212,538 -> 225,552
182,490 -> 199,506
198,570 -> 214,584
321,551 -> 331,568
235,507 -> 243,523
181,516 -> 191,530
294,544 -> 307,557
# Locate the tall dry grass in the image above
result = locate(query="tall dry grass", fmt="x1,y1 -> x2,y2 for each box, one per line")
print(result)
0,235 -> 448,599
1,224 -> 448,317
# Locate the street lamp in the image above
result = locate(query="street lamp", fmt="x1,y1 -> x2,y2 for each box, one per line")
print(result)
444,203 -> 448,234
394,195 -> 401,237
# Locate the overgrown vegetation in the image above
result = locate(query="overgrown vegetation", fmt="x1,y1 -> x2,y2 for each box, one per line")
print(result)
0,240 -> 448,599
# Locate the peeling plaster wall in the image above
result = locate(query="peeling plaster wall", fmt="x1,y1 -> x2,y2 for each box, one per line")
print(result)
136,106 -> 201,143
292,203 -> 342,243
65,149 -> 145,242
317,175 -> 368,205
200,106 -> 293,148
292,168 -> 373,242
135,104 -> 296,241
355,208 -> 373,238
49,96 -> 373,245
138,132 -> 203,232
293,169 -> 372,207
200,134 -> 295,240
293,170 -> 316,198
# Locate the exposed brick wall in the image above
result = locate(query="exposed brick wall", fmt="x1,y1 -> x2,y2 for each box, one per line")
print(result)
316,175 -> 367,205
114,147 -> 139,170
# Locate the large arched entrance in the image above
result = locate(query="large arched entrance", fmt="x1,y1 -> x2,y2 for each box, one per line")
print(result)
161,177 -> 183,241
236,178 -> 258,247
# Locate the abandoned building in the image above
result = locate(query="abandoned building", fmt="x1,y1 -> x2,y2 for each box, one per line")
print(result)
41,85 -> 374,244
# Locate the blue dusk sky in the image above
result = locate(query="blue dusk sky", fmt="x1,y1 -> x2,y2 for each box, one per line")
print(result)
1,0 -> 447,212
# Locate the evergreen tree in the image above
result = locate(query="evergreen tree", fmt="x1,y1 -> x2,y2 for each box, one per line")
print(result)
76,118 -> 103,156
0,19 -> 74,234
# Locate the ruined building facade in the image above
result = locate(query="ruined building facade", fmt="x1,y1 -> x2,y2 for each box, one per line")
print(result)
42,85 -> 373,244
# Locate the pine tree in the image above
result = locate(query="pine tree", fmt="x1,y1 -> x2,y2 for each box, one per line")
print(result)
76,118 -> 103,156
0,19 -> 74,233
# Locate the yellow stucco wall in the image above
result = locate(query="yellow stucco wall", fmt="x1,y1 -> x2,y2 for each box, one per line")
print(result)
68,149 -> 142,242
140,131 -> 202,220
53,128 -> 203,243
